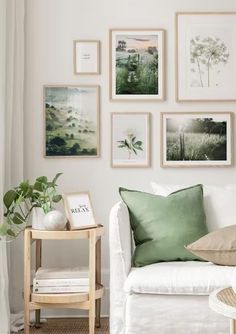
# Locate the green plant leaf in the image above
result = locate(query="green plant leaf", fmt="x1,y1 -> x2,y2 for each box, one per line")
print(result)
12,212 -> 25,224
52,195 -> 62,203
52,173 -> 63,185
124,139 -> 131,149
42,203 -> 51,214
7,229 -> 16,237
3,190 -> 17,209
135,141 -> 142,146
34,181 -> 44,192
36,176 -> 48,184
32,192 -> 40,199
134,146 -> 143,151
20,180 -> 30,192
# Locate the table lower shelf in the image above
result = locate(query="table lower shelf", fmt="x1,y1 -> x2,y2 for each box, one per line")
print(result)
31,284 -> 104,304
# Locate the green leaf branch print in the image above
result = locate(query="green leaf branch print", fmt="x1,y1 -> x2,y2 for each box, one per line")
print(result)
117,130 -> 143,159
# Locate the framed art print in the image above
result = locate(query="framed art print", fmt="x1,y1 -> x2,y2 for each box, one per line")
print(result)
63,192 -> 97,230
176,12 -> 236,101
111,112 -> 150,167
74,40 -> 100,74
44,85 -> 100,158
110,29 -> 164,101
161,112 -> 233,167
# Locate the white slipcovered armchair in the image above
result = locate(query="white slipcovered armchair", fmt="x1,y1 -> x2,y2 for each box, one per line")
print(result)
109,200 -> 233,334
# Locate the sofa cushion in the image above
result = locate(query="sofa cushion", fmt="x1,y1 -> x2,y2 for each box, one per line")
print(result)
186,225 -> 236,266
119,185 -> 208,267
151,182 -> 236,231
124,261 -> 234,295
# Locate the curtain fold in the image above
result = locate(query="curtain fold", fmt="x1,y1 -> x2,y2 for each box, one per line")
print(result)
0,0 -> 25,333
0,0 -> 10,332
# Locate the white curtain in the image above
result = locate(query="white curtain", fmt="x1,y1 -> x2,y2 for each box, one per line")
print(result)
0,0 -> 25,333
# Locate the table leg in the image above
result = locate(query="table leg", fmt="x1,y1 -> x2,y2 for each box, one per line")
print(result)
89,230 -> 96,334
24,230 -> 31,334
230,319 -> 236,334
35,240 -> 42,327
95,237 -> 101,328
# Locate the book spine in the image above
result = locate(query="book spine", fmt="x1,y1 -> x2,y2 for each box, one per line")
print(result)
33,286 -> 89,293
33,278 -> 89,287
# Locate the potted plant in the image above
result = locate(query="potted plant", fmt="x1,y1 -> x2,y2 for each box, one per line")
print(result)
0,173 -> 65,238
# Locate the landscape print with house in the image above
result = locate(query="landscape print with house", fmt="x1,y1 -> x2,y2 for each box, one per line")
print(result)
115,33 -> 160,95
45,86 -> 99,157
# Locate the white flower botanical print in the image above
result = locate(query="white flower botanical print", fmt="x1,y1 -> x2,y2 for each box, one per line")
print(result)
190,36 -> 229,88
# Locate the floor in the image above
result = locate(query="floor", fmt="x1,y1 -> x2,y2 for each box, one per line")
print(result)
19,318 -> 109,333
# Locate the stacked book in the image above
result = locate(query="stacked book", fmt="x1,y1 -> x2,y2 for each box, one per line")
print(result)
33,267 -> 89,294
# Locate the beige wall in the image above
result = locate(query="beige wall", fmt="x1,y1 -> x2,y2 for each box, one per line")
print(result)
11,0 -> 236,316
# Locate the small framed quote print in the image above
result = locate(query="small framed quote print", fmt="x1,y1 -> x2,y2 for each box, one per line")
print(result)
161,112 -> 233,167
74,40 -> 100,74
63,192 -> 97,230
176,12 -> 236,101
110,29 -> 164,100
111,112 -> 150,168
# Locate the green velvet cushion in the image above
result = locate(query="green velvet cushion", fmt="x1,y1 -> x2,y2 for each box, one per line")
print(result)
119,184 -> 208,267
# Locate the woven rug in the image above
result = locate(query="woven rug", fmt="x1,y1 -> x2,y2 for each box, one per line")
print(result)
19,318 -> 109,333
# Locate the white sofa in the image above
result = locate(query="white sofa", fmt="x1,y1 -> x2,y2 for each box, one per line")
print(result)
109,185 -> 236,334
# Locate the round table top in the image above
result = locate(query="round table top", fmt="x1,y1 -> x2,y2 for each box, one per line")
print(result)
209,287 -> 236,319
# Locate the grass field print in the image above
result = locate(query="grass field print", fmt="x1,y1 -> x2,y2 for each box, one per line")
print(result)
162,113 -> 232,167
111,30 -> 164,100
45,86 -> 99,157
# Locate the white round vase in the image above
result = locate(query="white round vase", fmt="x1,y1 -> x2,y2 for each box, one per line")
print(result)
32,207 -> 46,230
43,210 -> 67,231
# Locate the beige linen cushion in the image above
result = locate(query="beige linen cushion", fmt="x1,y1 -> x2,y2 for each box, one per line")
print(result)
186,225 -> 236,266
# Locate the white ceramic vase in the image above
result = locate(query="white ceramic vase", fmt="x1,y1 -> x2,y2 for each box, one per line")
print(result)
43,210 -> 67,231
31,207 -> 46,230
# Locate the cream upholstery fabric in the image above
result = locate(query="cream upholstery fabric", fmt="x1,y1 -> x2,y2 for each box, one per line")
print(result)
125,294 -> 229,334
124,261 -> 234,295
110,200 -> 230,334
109,202 -> 132,334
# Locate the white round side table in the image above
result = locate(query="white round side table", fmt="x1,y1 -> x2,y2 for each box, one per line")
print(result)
209,287 -> 236,334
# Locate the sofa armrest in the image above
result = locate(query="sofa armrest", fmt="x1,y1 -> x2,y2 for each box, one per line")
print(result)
109,201 -> 132,334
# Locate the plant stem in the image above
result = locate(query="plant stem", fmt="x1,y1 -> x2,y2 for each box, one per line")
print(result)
207,55 -> 212,87
19,206 -> 27,220
196,56 -> 203,87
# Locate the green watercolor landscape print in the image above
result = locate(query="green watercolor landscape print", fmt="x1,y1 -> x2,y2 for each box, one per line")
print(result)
111,30 -> 164,100
45,86 -> 99,157
162,113 -> 232,167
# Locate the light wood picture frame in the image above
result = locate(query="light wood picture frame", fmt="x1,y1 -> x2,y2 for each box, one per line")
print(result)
176,12 -> 236,101
161,112 -> 233,167
74,40 -> 100,74
110,29 -> 165,101
44,85 -> 100,158
63,192 -> 97,230
111,112 -> 151,168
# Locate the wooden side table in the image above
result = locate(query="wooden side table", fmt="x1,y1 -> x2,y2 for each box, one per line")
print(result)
209,287 -> 236,334
24,225 -> 104,334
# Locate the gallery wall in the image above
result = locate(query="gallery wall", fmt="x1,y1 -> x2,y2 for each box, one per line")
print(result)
10,0 -> 236,316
